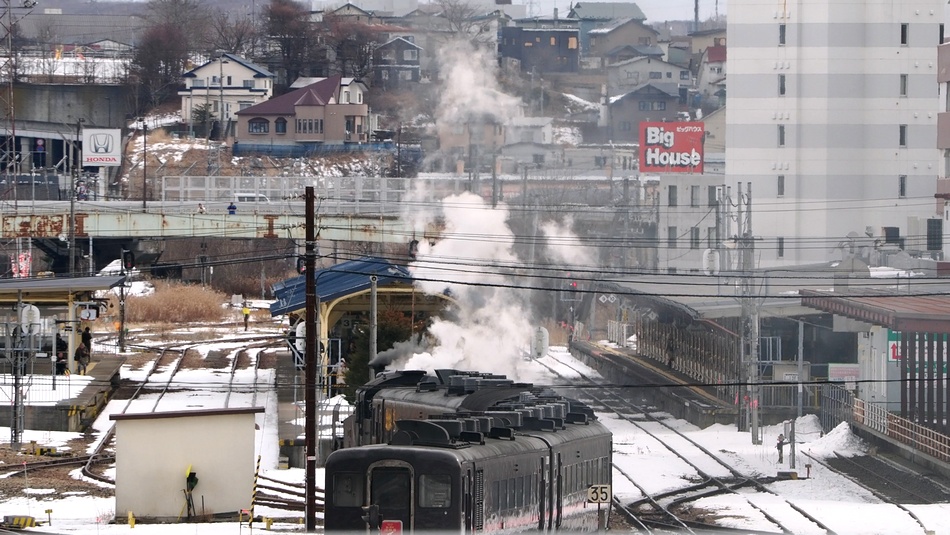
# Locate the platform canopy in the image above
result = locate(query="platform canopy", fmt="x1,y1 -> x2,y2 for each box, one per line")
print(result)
269,257 -> 413,316
0,275 -> 125,304
800,288 -> 950,333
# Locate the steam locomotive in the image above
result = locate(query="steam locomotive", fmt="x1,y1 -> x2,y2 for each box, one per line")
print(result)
325,369 -> 613,532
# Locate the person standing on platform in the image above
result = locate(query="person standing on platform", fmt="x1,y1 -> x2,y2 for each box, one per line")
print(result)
81,326 -> 92,351
242,304 -> 251,331
228,202 -> 237,215
75,342 -> 90,375
776,433 -> 787,464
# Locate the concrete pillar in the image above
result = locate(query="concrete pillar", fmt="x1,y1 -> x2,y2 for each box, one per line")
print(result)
19,137 -> 31,173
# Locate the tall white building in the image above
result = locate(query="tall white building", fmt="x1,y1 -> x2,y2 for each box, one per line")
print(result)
725,0 -> 944,267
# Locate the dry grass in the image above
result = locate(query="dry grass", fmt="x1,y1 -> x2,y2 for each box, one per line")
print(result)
125,281 -> 228,324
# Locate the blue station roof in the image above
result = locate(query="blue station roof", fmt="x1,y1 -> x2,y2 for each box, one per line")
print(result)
270,257 -> 413,317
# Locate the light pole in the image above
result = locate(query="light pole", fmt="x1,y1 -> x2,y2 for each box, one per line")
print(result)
69,118 -> 84,275
139,117 -> 147,211
217,51 -> 230,140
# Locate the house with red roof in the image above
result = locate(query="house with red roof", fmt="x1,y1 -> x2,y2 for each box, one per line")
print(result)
232,75 -> 370,156
696,45 -> 726,109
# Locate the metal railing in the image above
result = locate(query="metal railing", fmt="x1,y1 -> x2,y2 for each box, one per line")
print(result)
823,384 -> 950,464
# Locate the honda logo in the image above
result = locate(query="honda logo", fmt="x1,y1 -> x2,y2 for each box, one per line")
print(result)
90,133 -> 113,153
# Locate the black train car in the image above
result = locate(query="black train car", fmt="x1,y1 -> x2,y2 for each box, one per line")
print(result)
326,369 -> 612,532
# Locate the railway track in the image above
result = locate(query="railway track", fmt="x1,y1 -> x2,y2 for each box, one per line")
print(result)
75,335 -> 283,485
535,352 -> 836,535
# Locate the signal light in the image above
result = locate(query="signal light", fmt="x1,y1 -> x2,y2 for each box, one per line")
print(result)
121,250 -> 135,270
296,256 -> 306,274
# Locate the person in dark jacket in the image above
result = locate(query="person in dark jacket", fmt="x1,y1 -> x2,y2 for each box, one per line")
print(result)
75,342 -> 90,375
81,327 -> 92,350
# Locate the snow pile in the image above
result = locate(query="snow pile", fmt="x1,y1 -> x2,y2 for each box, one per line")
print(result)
804,421 -> 868,459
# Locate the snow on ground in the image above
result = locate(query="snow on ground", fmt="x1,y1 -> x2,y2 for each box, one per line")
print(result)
0,344 -> 946,533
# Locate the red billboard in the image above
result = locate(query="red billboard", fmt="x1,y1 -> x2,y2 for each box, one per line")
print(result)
638,122 -> 704,173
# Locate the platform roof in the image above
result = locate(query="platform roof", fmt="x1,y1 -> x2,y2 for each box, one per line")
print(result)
800,288 -> 950,333
270,257 -> 413,316
0,275 -> 125,304
599,262 -> 934,321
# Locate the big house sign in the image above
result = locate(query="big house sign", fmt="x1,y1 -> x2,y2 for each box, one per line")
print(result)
639,122 -> 705,174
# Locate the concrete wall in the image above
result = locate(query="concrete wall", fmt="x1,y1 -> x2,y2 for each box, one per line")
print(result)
114,410 -> 259,521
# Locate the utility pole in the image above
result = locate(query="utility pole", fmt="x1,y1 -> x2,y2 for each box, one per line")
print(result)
303,187 -> 317,531
737,182 -> 761,444
69,118 -> 84,275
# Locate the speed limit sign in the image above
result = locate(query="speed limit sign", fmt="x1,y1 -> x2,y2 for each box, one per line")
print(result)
587,484 -> 611,503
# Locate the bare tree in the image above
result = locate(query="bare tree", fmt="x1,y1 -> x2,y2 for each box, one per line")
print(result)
263,0 -> 312,87
207,8 -> 259,55
146,0 -> 211,52
323,15 -> 380,79
431,0 -> 497,47
132,23 -> 190,109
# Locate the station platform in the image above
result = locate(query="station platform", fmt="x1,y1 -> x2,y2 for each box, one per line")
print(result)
0,351 -> 125,433
570,340 -> 738,428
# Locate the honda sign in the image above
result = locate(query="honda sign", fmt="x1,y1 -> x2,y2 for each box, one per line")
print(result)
82,128 -> 122,167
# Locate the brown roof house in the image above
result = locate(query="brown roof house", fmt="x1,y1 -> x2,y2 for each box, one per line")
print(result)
233,75 -> 369,157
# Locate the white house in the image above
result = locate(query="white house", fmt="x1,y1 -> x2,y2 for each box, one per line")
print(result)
606,56 -> 692,99
179,53 -> 275,130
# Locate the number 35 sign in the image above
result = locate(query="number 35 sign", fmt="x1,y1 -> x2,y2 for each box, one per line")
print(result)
587,484 -> 611,503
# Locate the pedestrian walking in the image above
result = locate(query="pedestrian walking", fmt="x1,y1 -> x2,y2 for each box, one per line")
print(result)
242,304 -> 251,331
776,433 -> 787,464
81,326 -> 92,350
75,342 -> 90,375
227,202 -> 237,215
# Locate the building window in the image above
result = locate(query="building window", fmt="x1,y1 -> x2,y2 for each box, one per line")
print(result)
666,72 -> 672,78
690,185 -> 700,207
568,36 -> 577,49
638,101 -> 650,111
899,124 -> 907,147
680,70 -> 690,80
707,185 -> 718,206
619,121 -> 631,131
248,118 -> 269,134
777,237 -> 785,258
381,70 -> 389,80
899,175 -> 907,198
778,124 -> 786,147
399,70 -> 413,80
690,227 -> 700,249
343,91 -> 350,103
777,175 -> 785,197
193,79 -> 206,88
941,24 -> 945,44
403,49 -> 417,60
900,23 -> 908,45
899,74 -> 908,96
779,23 -> 786,45
668,226 -> 678,248
668,185 -> 678,206
778,74 -> 786,96
243,80 -> 254,88
533,153 -> 545,165
275,117 -> 287,134
707,226 -> 718,248
649,71 -> 662,79
653,101 -> 667,111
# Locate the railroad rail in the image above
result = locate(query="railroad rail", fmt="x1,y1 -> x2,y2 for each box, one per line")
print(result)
536,352 -> 835,534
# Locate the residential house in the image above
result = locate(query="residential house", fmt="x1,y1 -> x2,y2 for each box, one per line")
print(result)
499,27 -> 580,73
607,57 -> 691,98
567,2 -> 646,56
179,53 -> 275,134
687,27 -> 726,56
587,17 -> 660,68
311,0 -> 419,18
435,117 -> 505,173
233,75 -> 370,156
499,142 -> 562,172
505,117 -> 554,145
695,45 -> 726,109
373,36 -> 422,88
607,83 -> 681,142
321,2 -> 383,24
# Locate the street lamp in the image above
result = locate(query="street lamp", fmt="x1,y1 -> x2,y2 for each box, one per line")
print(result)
138,117 -> 147,211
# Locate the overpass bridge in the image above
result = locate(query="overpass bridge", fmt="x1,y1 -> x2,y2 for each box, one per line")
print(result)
0,200 -> 428,273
